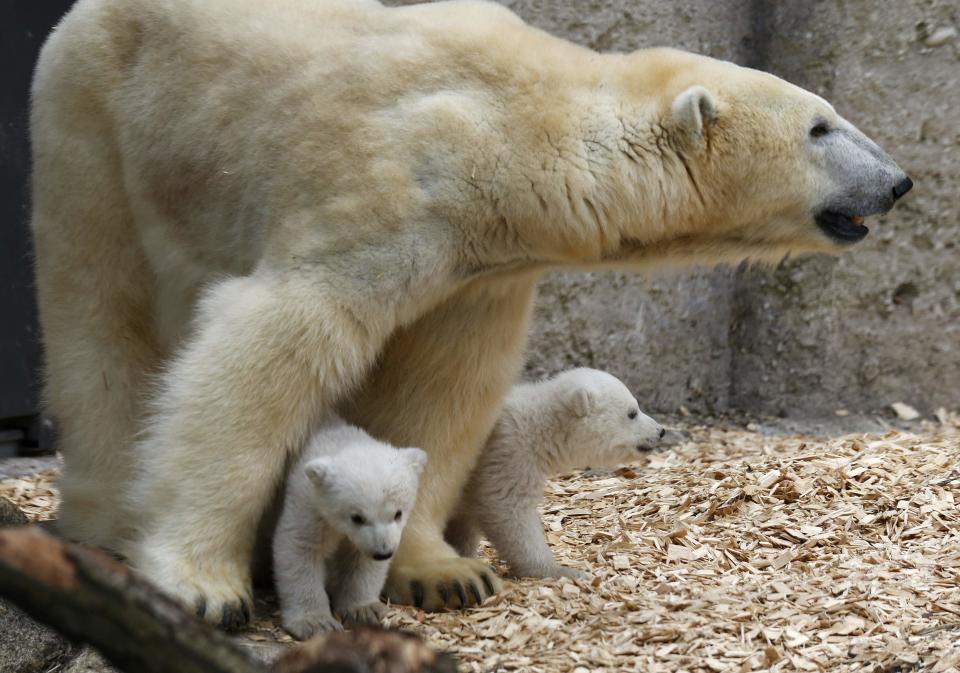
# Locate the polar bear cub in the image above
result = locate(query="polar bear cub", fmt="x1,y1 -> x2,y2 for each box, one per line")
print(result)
447,368 -> 663,580
273,418 -> 426,639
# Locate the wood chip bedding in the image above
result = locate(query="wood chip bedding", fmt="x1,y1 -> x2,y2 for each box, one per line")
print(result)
3,413 -> 958,673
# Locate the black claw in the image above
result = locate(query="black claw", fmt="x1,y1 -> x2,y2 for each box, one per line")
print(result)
240,599 -> 251,624
481,572 -> 496,597
452,581 -> 467,608
410,580 -> 425,609
220,605 -> 234,630
468,582 -> 482,606
195,597 -> 207,619
437,583 -> 450,606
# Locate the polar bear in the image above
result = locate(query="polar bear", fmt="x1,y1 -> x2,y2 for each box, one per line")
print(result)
273,419 -> 425,639
446,369 -> 662,580
31,0 -> 912,625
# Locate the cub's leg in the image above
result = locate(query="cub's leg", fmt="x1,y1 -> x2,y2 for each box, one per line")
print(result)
328,544 -> 389,628
483,505 -> 587,580
273,514 -> 342,639
128,272 -> 392,628
30,80 -> 163,551
342,273 -> 539,610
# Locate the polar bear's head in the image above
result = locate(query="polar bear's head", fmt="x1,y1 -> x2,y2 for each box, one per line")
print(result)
554,368 -> 664,467
304,441 -> 427,561
608,49 -> 912,265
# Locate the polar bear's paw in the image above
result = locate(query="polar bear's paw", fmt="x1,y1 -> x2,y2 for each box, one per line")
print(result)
338,601 -> 387,628
283,610 -> 343,640
384,558 -> 502,611
133,545 -> 253,630
177,572 -> 253,630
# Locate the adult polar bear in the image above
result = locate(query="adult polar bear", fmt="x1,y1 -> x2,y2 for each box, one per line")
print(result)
31,0 -> 911,626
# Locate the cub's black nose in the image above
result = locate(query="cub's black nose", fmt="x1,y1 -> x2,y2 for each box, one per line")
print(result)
658,427 -> 666,439
373,552 -> 393,561
892,176 -> 913,201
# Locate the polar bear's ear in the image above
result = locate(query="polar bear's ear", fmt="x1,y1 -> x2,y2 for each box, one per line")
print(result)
399,448 -> 428,475
567,387 -> 594,418
304,458 -> 333,488
671,85 -> 717,139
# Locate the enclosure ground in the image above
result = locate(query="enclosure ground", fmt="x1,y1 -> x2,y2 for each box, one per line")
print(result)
2,415 -> 958,673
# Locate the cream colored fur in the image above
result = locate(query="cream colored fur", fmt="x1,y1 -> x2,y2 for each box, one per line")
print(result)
273,418 -> 425,639
31,0 -> 903,623
446,369 -> 663,580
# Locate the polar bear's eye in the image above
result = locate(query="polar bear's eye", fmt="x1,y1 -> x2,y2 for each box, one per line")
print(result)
628,409 -> 639,419
351,514 -> 366,525
810,121 -> 831,138
394,510 -> 402,521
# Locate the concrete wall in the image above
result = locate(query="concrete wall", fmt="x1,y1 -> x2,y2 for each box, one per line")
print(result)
386,0 -> 959,418
730,1 -> 960,417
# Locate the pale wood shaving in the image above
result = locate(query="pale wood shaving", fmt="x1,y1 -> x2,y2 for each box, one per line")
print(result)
2,414 -> 958,672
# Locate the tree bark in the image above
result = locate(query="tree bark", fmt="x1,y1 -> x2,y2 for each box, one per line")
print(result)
0,526 -> 457,673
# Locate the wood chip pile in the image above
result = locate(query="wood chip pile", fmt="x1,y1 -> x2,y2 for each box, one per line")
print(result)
3,414 -> 958,673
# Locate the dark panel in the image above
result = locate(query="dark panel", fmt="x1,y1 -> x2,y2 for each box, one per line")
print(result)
0,2 -> 75,430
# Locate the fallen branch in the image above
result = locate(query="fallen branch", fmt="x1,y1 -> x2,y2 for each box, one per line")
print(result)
0,526 -> 457,673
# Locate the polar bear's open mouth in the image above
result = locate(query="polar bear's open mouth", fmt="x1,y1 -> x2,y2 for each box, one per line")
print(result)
816,210 -> 869,243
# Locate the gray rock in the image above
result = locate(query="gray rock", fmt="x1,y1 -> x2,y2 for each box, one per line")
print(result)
62,649 -> 117,673
0,497 -> 29,527
925,26 -> 957,47
0,455 -> 60,481
0,601 -> 71,673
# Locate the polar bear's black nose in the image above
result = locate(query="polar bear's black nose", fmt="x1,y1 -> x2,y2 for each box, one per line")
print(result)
658,427 -> 666,439
892,176 -> 913,201
373,551 -> 393,561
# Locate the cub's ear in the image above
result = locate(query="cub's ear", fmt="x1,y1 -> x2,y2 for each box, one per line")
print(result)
567,387 -> 594,418
304,458 -> 333,487
671,85 -> 717,139
400,448 -> 428,475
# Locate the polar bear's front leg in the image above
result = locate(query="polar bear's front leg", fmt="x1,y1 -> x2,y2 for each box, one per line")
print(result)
343,274 -> 540,610
128,274 -> 390,629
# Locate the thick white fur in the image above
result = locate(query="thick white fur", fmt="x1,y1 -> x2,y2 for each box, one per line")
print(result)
446,369 -> 662,579
30,0 -> 895,620
273,418 -> 426,639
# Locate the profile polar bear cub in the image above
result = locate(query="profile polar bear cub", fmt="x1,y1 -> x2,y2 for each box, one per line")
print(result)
447,369 -> 663,579
273,419 -> 426,639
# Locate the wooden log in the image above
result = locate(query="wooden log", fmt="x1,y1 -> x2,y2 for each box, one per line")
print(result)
0,526 -> 457,673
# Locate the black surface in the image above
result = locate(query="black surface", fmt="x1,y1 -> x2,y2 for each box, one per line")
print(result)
1,1 -> 75,438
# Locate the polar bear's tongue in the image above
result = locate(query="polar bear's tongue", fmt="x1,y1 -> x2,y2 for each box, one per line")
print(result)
850,216 -> 865,225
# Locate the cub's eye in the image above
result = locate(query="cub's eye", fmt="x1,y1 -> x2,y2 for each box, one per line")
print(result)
350,514 -> 366,526
628,409 -> 639,419
394,510 -> 402,521
810,121 -> 831,138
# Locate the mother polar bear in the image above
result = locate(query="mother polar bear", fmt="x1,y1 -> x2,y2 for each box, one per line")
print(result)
30,0 -> 911,627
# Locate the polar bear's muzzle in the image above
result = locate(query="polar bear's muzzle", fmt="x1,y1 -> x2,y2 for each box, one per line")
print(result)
815,119 -> 912,244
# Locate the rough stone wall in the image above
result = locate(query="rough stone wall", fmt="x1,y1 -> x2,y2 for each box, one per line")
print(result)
387,0 -> 959,418
730,1 -> 960,417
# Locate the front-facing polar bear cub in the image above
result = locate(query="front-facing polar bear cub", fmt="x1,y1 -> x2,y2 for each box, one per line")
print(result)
447,369 -> 663,580
273,419 -> 426,639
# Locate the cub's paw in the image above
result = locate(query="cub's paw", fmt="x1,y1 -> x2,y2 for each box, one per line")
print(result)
549,565 -> 590,582
338,601 -> 387,628
283,610 -> 343,640
385,557 -> 502,611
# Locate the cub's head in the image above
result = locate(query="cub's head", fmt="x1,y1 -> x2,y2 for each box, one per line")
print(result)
304,443 -> 427,561
557,368 -> 664,466
611,49 -> 912,265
